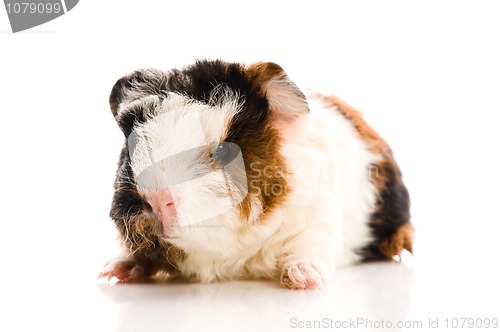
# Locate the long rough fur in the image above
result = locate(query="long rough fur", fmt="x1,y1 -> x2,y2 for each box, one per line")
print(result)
100,59 -> 413,288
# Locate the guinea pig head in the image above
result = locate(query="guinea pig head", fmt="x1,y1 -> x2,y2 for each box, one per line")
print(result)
108,61 -> 309,251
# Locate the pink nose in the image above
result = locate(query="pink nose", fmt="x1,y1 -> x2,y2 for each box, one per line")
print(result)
147,190 -> 175,216
145,190 -> 177,236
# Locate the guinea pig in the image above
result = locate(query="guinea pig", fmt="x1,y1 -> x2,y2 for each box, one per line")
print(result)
98,59 -> 413,289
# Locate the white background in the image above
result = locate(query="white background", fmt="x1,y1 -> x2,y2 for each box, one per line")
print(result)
1,1 -> 500,331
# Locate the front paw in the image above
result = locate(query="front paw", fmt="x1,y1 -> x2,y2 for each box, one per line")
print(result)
98,258 -> 150,285
281,263 -> 325,290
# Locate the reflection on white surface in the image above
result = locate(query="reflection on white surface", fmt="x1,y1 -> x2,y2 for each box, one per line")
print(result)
98,262 -> 414,332
93,255 -> 500,332
2,254 -> 499,332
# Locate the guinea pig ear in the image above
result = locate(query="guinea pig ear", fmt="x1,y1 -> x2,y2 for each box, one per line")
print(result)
247,62 -> 310,142
109,69 -> 167,136
109,69 -> 166,118
109,76 -> 133,118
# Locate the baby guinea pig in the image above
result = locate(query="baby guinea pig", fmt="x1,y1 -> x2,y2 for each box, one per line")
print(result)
98,59 -> 413,289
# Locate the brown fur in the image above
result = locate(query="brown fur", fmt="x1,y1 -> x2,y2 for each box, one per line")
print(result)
235,63 -> 296,223
237,132 -> 290,223
246,62 -> 285,87
379,223 -> 414,257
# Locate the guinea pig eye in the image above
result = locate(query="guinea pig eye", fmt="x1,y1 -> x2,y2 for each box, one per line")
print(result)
211,142 -> 239,166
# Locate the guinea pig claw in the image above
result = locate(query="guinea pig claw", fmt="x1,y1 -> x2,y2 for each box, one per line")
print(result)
97,274 -> 121,286
107,276 -> 121,285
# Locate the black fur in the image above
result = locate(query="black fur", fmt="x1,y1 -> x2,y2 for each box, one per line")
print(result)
110,143 -> 177,265
109,145 -> 142,220
109,60 -> 272,143
361,164 -> 411,261
168,60 -> 271,144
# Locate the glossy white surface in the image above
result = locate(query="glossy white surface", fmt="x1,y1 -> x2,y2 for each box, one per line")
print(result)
3,250 -> 500,332
2,1 -> 500,331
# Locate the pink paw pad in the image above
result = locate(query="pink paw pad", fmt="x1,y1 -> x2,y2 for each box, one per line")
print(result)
281,263 -> 325,290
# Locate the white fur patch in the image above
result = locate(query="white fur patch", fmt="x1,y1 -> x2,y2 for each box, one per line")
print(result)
129,93 -> 241,177
277,97 -> 377,268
